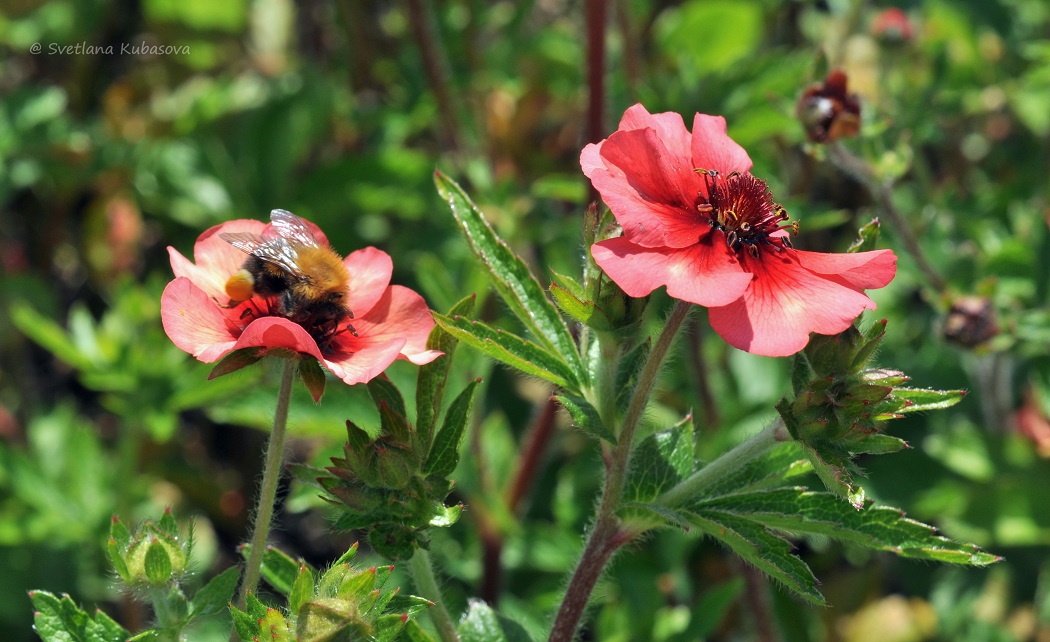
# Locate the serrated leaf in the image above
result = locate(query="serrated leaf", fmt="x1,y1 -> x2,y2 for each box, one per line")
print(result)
848,218 -> 881,253
616,338 -> 651,414
190,566 -> 241,617
620,501 -> 693,531
691,441 -> 810,501
433,312 -> 579,390
298,357 -> 327,402
386,594 -> 433,619
456,600 -> 534,642
434,171 -> 584,384
424,379 -> 479,477
625,424 -> 695,503
29,591 -> 130,642
417,294 -> 475,450
894,388 -> 967,413
692,488 -> 1000,566
333,542 -> 359,566
554,393 -> 615,443
683,510 -> 825,605
245,591 -> 269,621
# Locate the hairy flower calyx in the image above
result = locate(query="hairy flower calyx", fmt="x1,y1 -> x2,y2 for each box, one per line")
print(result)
695,169 -> 799,258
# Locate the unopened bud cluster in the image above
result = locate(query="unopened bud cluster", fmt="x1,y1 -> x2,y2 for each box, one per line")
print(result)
107,509 -> 188,588
779,321 -> 910,454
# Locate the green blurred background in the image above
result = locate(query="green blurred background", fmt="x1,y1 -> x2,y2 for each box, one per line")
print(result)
2,0 -> 1050,640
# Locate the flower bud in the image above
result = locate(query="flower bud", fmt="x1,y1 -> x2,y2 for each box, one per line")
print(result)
108,511 -> 188,588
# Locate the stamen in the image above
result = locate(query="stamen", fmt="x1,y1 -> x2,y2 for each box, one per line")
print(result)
694,170 -> 797,259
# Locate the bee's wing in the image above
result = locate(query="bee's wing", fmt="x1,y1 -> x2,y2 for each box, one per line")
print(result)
269,209 -> 322,248
220,231 -> 306,278
249,237 -> 307,277
219,232 -> 267,254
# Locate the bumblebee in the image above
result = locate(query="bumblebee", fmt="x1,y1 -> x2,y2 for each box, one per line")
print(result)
220,209 -> 356,340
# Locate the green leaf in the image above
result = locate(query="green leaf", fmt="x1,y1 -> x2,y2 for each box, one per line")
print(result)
549,282 -> 611,331
683,510 -> 825,605
620,501 -> 693,532
144,540 -> 172,585
240,545 -> 302,596
434,171 -> 584,384
457,600 -> 534,642
29,590 -> 130,642
554,393 -> 615,443
208,347 -> 264,380
298,357 -> 327,402
403,620 -> 439,642
692,441 -> 811,501
230,604 -> 259,641
368,377 -> 407,420
894,388 -> 967,413
417,294 -> 476,450
624,421 -> 695,503
693,488 -> 1001,566
190,566 -> 241,617
372,614 -> 411,642
616,338 -> 651,414
288,563 -> 316,614
10,301 -> 94,370
848,218 -> 881,253
424,379 -> 480,477
433,312 -> 579,390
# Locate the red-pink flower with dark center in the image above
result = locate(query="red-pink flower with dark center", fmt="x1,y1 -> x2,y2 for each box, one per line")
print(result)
587,104 -> 897,357
161,215 -> 441,396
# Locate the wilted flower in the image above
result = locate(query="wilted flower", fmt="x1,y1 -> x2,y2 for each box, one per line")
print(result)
586,104 -> 896,356
161,214 -> 440,393
943,295 -> 998,348
797,70 -> 862,143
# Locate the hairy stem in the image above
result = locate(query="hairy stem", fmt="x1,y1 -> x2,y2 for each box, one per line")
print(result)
411,548 -> 460,642
549,300 -> 692,640
235,358 -> 295,608
655,419 -> 786,509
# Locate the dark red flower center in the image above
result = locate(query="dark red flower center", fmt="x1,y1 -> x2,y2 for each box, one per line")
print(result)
695,170 -> 798,258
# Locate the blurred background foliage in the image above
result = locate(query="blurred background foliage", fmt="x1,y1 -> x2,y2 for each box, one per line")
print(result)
1,0 -> 1049,640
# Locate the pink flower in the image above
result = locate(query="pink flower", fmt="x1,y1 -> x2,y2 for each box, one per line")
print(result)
586,104 -> 897,357
161,213 -> 441,396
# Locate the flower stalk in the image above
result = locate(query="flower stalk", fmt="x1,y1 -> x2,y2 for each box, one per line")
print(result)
549,299 -> 692,641
410,548 -> 460,642
236,358 -> 296,608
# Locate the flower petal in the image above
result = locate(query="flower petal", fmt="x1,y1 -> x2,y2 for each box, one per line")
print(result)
590,128 -> 706,249
170,219 -> 267,300
592,236 -> 753,307
233,316 -> 326,362
324,338 -> 409,386
689,114 -> 753,179
616,104 -> 694,174
344,247 -> 393,315
794,249 -> 897,290
161,277 -> 239,362
336,285 -> 437,358
708,253 -> 879,357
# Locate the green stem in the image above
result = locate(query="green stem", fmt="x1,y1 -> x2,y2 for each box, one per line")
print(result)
549,300 -> 692,641
410,549 -> 459,642
235,358 -> 296,608
655,419 -> 786,509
